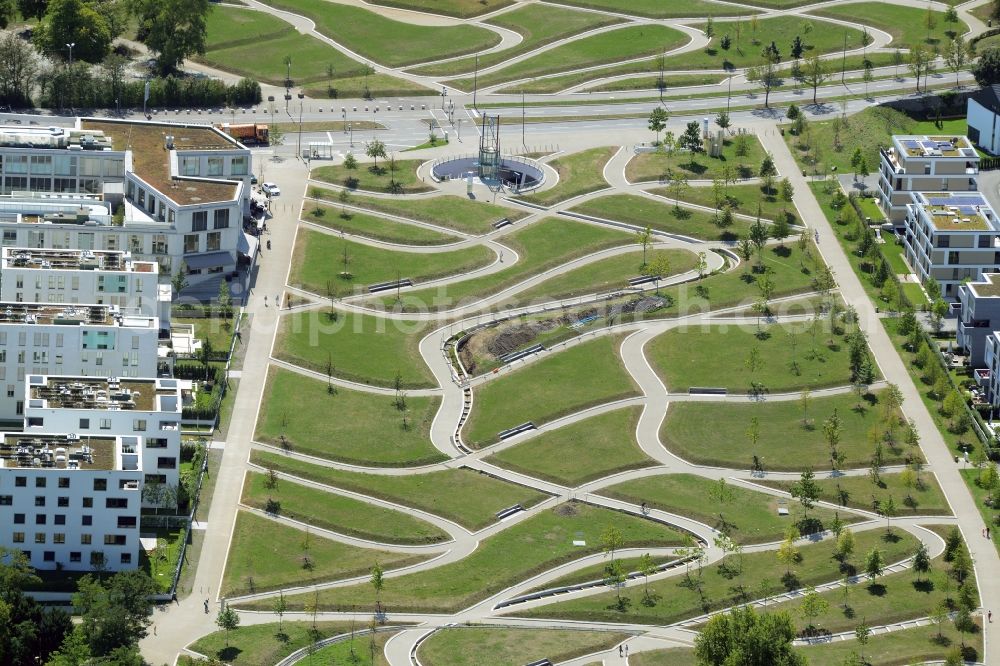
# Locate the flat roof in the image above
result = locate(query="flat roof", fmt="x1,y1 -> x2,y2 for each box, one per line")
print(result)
894,135 -> 978,159
80,120 -> 239,206
0,303 -> 139,326
3,248 -> 156,273
0,125 -> 113,151
0,433 -> 123,471
914,192 -> 999,232
968,273 -> 1000,298
29,377 -> 158,411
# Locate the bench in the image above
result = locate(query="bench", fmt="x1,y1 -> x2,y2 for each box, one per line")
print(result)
628,274 -> 659,287
524,660 -> 553,666
492,217 -> 512,229
500,344 -> 543,364
496,504 -> 524,520
368,278 -> 413,293
689,387 -> 728,395
498,422 -> 535,440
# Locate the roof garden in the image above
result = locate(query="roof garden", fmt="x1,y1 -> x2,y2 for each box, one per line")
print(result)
895,135 -> 978,159
80,120 -> 239,206
914,192 -> 998,232
29,378 -> 157,412
967,273 -> 1000,298
0,433 -> 122,471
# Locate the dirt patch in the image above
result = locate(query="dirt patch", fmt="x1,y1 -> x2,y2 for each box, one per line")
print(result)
553,502 -> 579,517
609,295 -> 669,317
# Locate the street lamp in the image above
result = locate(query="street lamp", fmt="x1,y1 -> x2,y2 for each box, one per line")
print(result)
348,123 -> 353,147
296,91 -> 304,159
65,42 -> 75,110
342,108 -> 347,133
65,42 -> 74,66
372,107 -> 377,140
441,86 -> 447,110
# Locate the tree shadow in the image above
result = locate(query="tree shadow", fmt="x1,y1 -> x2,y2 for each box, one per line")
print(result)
275,631 -> 290,643
782,571 -> 800,591
839,562 -> 857,577
912,579 -> 935,594
217,647 -> 243,662
605,596 -> 632,613
866,583 -> 887,596
842,605 -> 855,619
882,531 -> 902,544
797,517 -> 824,536
343,177 -> 359,190
772,246 -> 792,258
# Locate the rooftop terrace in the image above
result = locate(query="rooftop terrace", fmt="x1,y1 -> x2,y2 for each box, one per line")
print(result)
914,192 -> 999,232
80,120 -> 239,206
3,248 -> 154,273
895,135 -> 978,159
0,303 -> 123,326
967,273 -> 1000,298
29,377 -> 158,411
0,433 -> 124,471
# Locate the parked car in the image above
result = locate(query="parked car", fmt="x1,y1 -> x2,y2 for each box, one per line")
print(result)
261,182 -> 280,197
250,174 -> 258,185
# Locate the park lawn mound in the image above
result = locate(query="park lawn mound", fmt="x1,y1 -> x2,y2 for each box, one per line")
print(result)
275,311 -> 434,389
759,471 -> 950,516
409,4 -> 625,77
571,193 -> 752,241
520,146 -> 616,207
600,473 -> 856,544
463,335 -> 640,448
545,0 -> 749,18
203,6 -> 292,50
590,73 -> 724,92
250,450 -> 549,530
375,217 -> 633,312
485,407 -> 655,486
255,368 -> 445,467
187,620 -> 374,666
809,2 -> 966,50
661,390 -> 912,472
309,187 -> 526,235
510,248 -> 698,305
235,501 -> 685,614
418,627 -> 630,666
769,551 -> 977,636
626,134 -> 767,184
301,71 -> 434,99
367,0 -> 513,18
289,228 -> 493,296
310,631 -> 397,664
657,182 -> 799,226
258,0 -> 500,67
302,204 -> 460,246
220,511 -> 428,596
526,555 -> 676,593
647,323 -> 865,393
241,472 -> 450,545
513,529 -> 918,625
312,159 -> 434,194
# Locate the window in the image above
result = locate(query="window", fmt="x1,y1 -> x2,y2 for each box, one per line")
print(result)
99,419 -> 111,430
70,552 -> 81,562
103,534 -> 126,546
117,516 -> 136,528
157,457 -> 177,470
938,235 -> 951,248
34,514 -> 45,524
181,158 -> 199,176
89,552 -> 103,567
93,479 -> 107,491
33,496 -> 44,507
191,211 -> 208,232
14,476 -> 24,487
82,497 -> 92,508
11,532 -> 23,543
42,551 -> 54,562
58,477 -> 69,488
105,498 -> 128,509
981,235 -> 994,249
207,157 -> 223,176
13,513 -> 24,524
184,234 -> 199,254
81,515 -> 92,526
144,474 -> 167,484
80,534 -> 91,545
120,553 -> 132,564
54,515 -> 65,525
34,533 -> 44,544
79,418 -> 89,429
213,209 -> 229,229
133,419 -> 146,432
52,534 -> 64,544
147,439 -> 168,449
232,156 -> 248,176
0,496 -> 10,506
152,234 -> 168,255
206,232 -> 221,252
57,496 -> 69,507
34,477 -> 45,488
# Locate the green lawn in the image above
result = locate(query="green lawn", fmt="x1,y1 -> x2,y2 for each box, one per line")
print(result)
451,24 -> 689,91
250,450 -> 549,530
761,472 -> 950,516
172,315 -> 235,352
302,204 -> 459,246
204,5 -> 291,50
648,324 -> 861,393
258,0 -> 500,67
544,0 -> 751,18
669,182 -> 799,226
659,15 -> 868,72
960,468 -> 1000,554
237,502 -> 685,613
242,472 -> 449,545
255,368 -> 445,467
810,3 -> 968,50
187,621 -> 362,666
514,529 -> 917,625
528,554 -> 675,592
408,4 -> 624,77
275,311 -> 433,388
571,193 -> 753,241
310,631 -> 392,665
512,248 -> 698,304
631,623 -> 981,666
220,511 -> 426,596
626,135 -> 768,183
600,473 -> 853,544
310,187 -> 525,235
520,146 -> 616,207
881,232 -> 911,275
374,217 -> 633,312
301,72 -> 434,99
485,407 -> 655,485
464,335 -> 639,447
289,228 -> 492,296
367,0 -> 512,18
418,627 -> 629,666
312,160 -> 434,195
589,73 -> 725,93
661,390 -> 912,471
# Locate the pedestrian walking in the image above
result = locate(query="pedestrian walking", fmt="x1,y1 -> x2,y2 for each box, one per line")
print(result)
203,599 -> 209,614
989,610 -> 993,623
264,295 -> 268,307
988,527 -> 992,539
619,645 -> 624,658
625,645 -> 629,658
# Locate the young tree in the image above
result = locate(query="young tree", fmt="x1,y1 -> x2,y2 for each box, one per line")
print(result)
777,529 -> 800,576
879,496 -> 896,536
695,606 -> 805,666
370,560 -> 385,616
668,171 -> 689,213
749,217 -> 769,267
272,592 -> 287,632
790,468 -> 820,518
642,252 -> 672,294
648,106 -> 668,144
759,153 -> 778,194
909,44 -> 931,92
800,388 -> 812,427
215,605 -> 240,647
855,621 -> 871,664
133,0 -> 210,74
635,224 -> 652,266
171,262 -> 189,298
944,35 -> 973,88
836,528 -> 855,562
864,547 -> 885,583
638,552 -> 657,602
798,587 -> 829,633
780,177 -> 794,202
913,542 -> 931,583
604,558 -> 627,606
715,109 -> 731,130
802,54 -> 828,106
709,477 -> 736,529
601,525 -> 624,563
344,152 -> 358,170
365,139 -> 387,170
759,41 -> 782,108
679,120 -> 703,153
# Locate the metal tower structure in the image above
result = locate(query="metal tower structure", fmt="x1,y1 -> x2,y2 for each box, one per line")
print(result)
478,114 -> 501,190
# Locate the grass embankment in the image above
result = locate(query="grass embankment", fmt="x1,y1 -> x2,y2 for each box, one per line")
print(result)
302,204 -> 459,246
809,3 -> 967,50
571,193 -> 753,241
255,368 -> 446,466
464,335 -> 640,447
418,627 -> 630,666
626,135 -> 768,183
520,146 -> 616,207
312,160 -> 434,194
760,472 -> 951,516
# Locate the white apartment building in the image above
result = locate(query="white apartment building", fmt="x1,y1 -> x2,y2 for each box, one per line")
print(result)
878,135 -> 980,226
902,190 -> 1000,300
0,120 -> 256,289
24,375 -> 185,506
0,247 -> 169,324
0,431 -> 143,572
0,303 -> 160,425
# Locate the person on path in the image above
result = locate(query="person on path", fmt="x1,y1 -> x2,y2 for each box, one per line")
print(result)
619,646 -> 624,658
989,610 -> 993,623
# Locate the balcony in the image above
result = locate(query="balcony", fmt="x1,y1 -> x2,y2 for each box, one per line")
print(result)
976,368 -> 991,388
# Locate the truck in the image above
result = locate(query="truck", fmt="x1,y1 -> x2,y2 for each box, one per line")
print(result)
217,123 -> 269,146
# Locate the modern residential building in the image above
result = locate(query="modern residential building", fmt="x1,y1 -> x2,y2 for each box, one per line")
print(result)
0,430 -> 143,572
0,120 -> 256,289
957,273 -> 1000,368
977,331 -> 1000,408
901,191 -> 1000,300
0,247 -> 169,324
23,375 -> 185,506
967,85 -> 1000,155
878,135 -> 980,226
0,303 -> 160,424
